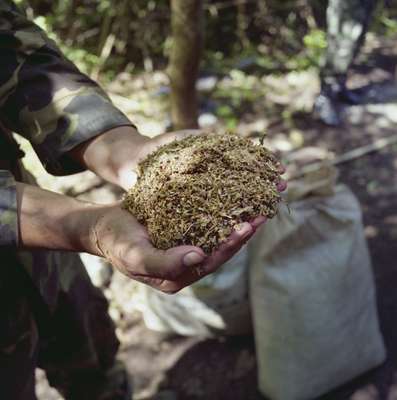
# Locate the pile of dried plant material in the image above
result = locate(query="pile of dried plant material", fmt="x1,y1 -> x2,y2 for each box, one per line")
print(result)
123,134 -> 282,254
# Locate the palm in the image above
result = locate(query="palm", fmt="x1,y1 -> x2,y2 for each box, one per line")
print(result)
94,205 -> 264,293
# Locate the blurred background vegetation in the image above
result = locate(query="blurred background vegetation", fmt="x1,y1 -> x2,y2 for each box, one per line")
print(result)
14,0 -> 397,81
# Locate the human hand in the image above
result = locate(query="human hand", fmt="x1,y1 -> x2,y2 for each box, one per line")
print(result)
72,127 -> 286,292
15,166 -> 285,295
71,126 -> 288,192
70,126 -> 202,191
115,128 -> 205,190
15,182 -> 267,293
88,204 -> 268,293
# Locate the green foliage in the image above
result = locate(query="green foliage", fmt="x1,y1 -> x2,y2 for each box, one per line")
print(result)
216,105 -> 238,130
213,69 -> 264,129
377,16 -> 397,37
33,14 -> 99,75
23,0 -> 397,79
370,1 -> 397,37
25,0 -> 318,76
303,29 -> 327,66
26,0 -> 170,74
64,48 -> 100,75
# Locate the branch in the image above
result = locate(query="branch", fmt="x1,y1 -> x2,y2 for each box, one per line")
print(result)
289,134 -> 397,180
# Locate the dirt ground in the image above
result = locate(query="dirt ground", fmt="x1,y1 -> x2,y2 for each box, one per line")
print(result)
34,36 -> 397,400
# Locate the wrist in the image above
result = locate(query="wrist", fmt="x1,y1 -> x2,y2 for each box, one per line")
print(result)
16,182 -> 102,254
65,202 -> 108,257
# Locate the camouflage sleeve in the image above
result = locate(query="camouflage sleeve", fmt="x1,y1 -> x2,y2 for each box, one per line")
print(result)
0,0 -> 134,175
0,170 -> 18,246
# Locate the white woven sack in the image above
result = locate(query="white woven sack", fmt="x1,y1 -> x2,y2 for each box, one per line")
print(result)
138,246 -> 251,336
249,185 -> 386,400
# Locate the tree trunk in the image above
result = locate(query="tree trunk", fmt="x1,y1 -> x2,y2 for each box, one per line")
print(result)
237,0 -> 250,49
169,0 -> 203,130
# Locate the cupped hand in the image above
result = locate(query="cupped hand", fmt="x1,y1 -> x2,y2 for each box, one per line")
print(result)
113,128 -> 203,190
89,205 -> 267,293
77,126 -> 287,292
73,125 -> 287,193
103,128 -> 288,191
71,126 -> 202,191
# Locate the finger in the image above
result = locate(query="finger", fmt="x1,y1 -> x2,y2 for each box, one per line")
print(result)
250,215 -> 267,230
118,168 -> 138,191
131,274 -> 183,294
138,130 -> 204,165
147,222 -> 257,292
130,243 -> 207,280
201,222 -> 254,276
151,222 -> 254,290
228,222 -> 255,246
277,179 -> 287,192
131,219 -> 257,291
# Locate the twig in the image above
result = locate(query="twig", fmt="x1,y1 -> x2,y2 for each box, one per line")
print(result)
204,0 -> 306,12
289,134 -> 397,180
204,0 -> 259,11
91,33 -> 116,80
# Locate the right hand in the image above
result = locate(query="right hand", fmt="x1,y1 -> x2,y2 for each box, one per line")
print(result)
87,204 -> 265,294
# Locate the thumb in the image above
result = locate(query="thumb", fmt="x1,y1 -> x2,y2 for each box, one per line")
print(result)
118,167 -> 138,191
139,244 -> 207,280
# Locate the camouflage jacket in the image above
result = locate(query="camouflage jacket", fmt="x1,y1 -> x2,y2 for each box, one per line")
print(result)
0,0 -> 132,248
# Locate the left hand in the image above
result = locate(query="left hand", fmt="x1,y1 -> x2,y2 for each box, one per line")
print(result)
90,203 -> 267,293
71,125 -> 202,191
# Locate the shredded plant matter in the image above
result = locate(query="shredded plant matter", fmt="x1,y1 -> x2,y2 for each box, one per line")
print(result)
123,134 -> 282,254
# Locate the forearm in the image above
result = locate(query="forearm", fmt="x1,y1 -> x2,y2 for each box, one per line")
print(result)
16,182 -> 100,254
0,1 -> 133,175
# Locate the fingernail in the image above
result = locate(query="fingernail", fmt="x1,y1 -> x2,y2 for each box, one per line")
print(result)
277,180 -> 287,192
183,252 -> 205,267
235,223 -> 253,239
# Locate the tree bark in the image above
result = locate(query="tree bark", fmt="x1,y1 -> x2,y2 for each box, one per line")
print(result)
237,0 -> 249,49
169,0 -> 203,130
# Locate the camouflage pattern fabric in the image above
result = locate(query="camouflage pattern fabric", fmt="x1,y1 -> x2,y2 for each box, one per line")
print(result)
0,0 -> 132,176
0,0 -> 133,398
0,170 -> 18,246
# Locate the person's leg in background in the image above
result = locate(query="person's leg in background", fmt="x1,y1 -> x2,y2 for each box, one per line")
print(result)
312,0 -> 377,126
